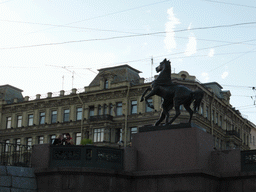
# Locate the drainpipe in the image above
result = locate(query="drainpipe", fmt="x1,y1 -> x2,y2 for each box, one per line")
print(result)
210,94 -> 215,135
124,84 -> 131,147
77,94 -> 84,141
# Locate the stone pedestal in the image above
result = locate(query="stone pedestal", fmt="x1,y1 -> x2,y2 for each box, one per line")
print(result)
132,124 -> 214,171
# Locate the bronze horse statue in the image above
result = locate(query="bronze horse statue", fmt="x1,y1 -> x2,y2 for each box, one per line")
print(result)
140,58 -> 204,126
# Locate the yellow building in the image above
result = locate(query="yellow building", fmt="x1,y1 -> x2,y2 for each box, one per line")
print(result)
0,64 -> 255,150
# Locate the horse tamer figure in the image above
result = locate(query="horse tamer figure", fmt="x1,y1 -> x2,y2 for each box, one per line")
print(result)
140,58 -> 204,126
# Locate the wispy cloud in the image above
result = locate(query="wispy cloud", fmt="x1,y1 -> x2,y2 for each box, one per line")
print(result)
164,8 -> 180,52
221,71 -> 229,79
185,35 -> 197,56
208,49 -> 215,57
201,72 -> 209,82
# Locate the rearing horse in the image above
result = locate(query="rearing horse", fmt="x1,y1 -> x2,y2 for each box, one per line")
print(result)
140,58 -> 204,126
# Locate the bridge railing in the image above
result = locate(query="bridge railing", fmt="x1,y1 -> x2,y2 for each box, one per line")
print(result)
49,145 -> 123,170
0,142 -> 32,167
241,150 -> 256,172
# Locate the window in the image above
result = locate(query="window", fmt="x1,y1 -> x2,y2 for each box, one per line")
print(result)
38,136 -> 44,144
15,138 -> 21,151
28,114 -> 33,126
27,138 -> 32,150
76,107 -> 82,121
6,117 -> 11,129
17,115 -> 22,127
5,140 -> 10,152
50,135 -> 56,144
104,80 -> 109,89
131,100 -> 137,114
109,103 -> 113,116
116,102 -> 122,116
98,105 -> 102,115
89,106 -> 94,117
76,133 -> 81,145
212,110 -> 214,122
63,109 -> 70,122
51,111 -> 57,124
206,107 -> 209,119
220,116 -> 222,127
39,112 -> 45,125
94,128 -> 104,142
216,113 -> 218,125
115,128 -> 122,142
130,127 -> 138,140
200,103 -> 204,115
253,136 -> 255,146
103,104 -> 108,115
146,99 -> 153,112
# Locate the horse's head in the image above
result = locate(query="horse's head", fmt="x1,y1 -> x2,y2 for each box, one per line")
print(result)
156,58 -> 171,73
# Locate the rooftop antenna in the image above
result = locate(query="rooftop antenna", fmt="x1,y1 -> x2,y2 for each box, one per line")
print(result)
46,65 -> 75,89
62,75 -> 64,90
151,56 -> 153,81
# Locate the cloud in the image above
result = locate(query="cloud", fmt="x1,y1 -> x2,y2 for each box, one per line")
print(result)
201,72 -> 209,82
208,49 -> 215,57
164,8 -> 180,52
221,71 -> 229,79
185,36 -> 197,56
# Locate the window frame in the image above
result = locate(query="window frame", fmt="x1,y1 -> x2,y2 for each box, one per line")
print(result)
51,110 -> 57,124
76,107 -> 82,121
145,98 -> 153,112
63,109 -> 70,122
131,100 -> 137,114
28,114 -> 34,126
17,115 -> 22,128
116,102 -> 122,116
94,128 -> 104,142
6,117 -> 11,129
39,112 -> 45,125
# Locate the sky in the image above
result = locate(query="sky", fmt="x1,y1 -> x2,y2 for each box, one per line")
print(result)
0,0 -> 256,124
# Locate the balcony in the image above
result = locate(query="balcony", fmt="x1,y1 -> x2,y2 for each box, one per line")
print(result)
89,114 -> 113,122
226,130 -> 240,139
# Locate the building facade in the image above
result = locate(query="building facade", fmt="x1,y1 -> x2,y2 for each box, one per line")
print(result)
0,65 -> 255,150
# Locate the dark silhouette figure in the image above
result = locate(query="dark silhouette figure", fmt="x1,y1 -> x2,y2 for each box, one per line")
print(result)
140,58 -> 204,126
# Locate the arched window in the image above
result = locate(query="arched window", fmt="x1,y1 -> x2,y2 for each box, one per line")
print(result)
104,80 -> 109,89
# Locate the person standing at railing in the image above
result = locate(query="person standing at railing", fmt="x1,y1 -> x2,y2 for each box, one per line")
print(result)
63,133 -> 74,145
53,134 -> 64,145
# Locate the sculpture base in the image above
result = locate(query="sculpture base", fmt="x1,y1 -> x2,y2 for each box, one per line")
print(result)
132,124 -> 213,171
139,122 -> 206,132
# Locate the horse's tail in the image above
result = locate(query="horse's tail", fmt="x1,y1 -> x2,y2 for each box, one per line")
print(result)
192,90 -> 204,112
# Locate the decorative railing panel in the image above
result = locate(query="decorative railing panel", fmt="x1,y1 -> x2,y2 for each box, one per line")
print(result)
226,130 -> 240,139
241,150 -> 256,172
89,115 -> 113,121
50,145 -> 123,170
0,142 -> 31,167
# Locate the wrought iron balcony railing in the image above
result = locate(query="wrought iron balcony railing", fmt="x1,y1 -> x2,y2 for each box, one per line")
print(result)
226,130 -> 240,139
0,142 -> 32,167
89,114 -> 113,121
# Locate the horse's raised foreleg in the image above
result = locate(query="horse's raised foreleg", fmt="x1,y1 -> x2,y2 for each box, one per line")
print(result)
184,103 -> 193,123
144,89 -> 157,109
140,87 -> 152,102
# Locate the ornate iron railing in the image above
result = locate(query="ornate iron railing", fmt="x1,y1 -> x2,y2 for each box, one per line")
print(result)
0,142 -> 32,167
241,150 -> 256,172
89,114 -> 113,121
49,145 -> 123,170
226,130 -> 240,139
